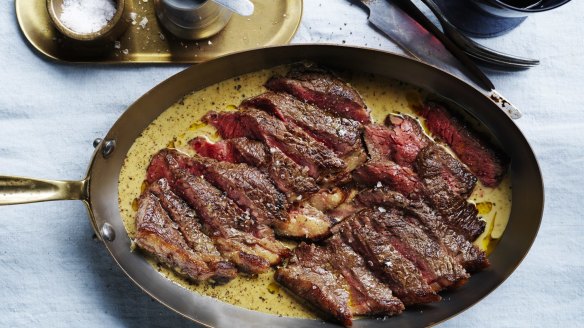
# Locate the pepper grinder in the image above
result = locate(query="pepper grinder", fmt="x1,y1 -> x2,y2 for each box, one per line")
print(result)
154,0 -> 254,40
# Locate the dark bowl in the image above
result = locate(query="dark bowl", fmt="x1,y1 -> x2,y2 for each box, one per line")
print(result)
434,0 -> 571,37
474,0 -> 572,18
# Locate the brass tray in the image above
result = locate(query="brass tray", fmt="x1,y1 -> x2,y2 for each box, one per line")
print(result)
15,0 -> 302,64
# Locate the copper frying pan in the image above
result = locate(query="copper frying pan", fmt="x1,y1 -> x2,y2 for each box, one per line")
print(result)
0,45 -> 543,327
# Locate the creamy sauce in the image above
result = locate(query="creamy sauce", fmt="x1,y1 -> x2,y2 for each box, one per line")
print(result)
118,65 -> 512,319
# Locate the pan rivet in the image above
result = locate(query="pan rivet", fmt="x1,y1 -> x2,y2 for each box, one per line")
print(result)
93,138 -> 103,148
101,223 -> 116,242
102,140 -> 116,158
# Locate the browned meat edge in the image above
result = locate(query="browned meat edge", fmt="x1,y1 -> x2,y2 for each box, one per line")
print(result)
265,64 -> 371,124
416,102 -> 509,187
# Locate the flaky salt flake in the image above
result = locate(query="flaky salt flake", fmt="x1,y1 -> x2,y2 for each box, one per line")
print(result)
129,12 -> 137,24
208,40 -> 213,45
114,41 -> 121,49
139,17 -> 148,29
376,181 -> 382,188
122,48 -> 129,55
378,207 -> 386,213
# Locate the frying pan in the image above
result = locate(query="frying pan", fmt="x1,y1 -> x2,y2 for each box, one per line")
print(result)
0,45 -> 543,327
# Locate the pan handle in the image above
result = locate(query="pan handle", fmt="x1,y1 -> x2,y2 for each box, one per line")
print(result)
0,176 -> 88,205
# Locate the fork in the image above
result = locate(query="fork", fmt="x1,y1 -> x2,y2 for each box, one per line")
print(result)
419,0 -> 540,69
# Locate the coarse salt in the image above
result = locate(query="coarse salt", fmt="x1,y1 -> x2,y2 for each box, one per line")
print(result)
60,0 -> 117,34
139,17 -> 148,29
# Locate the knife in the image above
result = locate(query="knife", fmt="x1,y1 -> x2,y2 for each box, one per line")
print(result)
356,0 -> 521,119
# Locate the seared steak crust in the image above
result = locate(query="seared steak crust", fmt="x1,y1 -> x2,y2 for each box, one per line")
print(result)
265,64 -> 371,124
203,108 -> 346,179
149,179 -> 238,283
416,145 -> 485,241
368,210 -> 469,291
275,242 -> 353,326
276,238 -> 404,326
135,192 -> 215,282
357,187 -> 489,272
200,159 -> 288,227
327,235 -> 405,317
335,211 -> 440,305
417,144 -> 477,198
146,149 -> 290,274
416,102 -> 508,187
190,137 -> 319,198
242,92 -> 366,167
352,160 -> 425,200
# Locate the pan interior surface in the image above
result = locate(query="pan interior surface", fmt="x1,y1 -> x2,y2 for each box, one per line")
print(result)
87,45 -> 542,328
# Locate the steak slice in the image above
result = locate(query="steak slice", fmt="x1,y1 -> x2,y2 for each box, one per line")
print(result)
151,148 -> 288,229
416,145 -> 485,241
199,159 -> 288,228
335,211 -> 440,305
368,209 -> 469,291
417,144 -> 477,198
147,150 -> 290,274
326,235 -> 405,317
203,108 -> 346,180
241,92 -> 366,169
190,137 -> 319,198
275,242 -> 353,326
275,239 -> 404,327
134,192 -> 214,282
265,64 -> 371,124
383,114 -> 431,167
358,187 -> 489,272
363,124 -> 394,160
149,179 -> 237,284
178,144 -> 332,241
352,160 -> 425,200
384,114 -> 476,197
416,102 -> 508,187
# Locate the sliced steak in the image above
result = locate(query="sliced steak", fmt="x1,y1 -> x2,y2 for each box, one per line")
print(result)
335,211 -> 440,305
368,209 -> 469,291
417,144 -> 477,198
363,124 -> 394,160
241,92 -> 366,169
134,192 -> 214,282
416,102 -> 508,187
384,114 -> 431,167
416,145 -> 485,241
275,242 -> 353,326
384,114 -> 477,197
189,137 -> 319,198
203,108 -> 346,180
147,150 -> 289,274
326,235 -> 405,317
265,64 -> 371,124
276,239 -> 403,327
200,159 -> 288,227
184,143 -> 332,241
149,179 -> 237,283
358,187 -> 489,272
151,148 -> 288,229
352,160 -> 425,200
